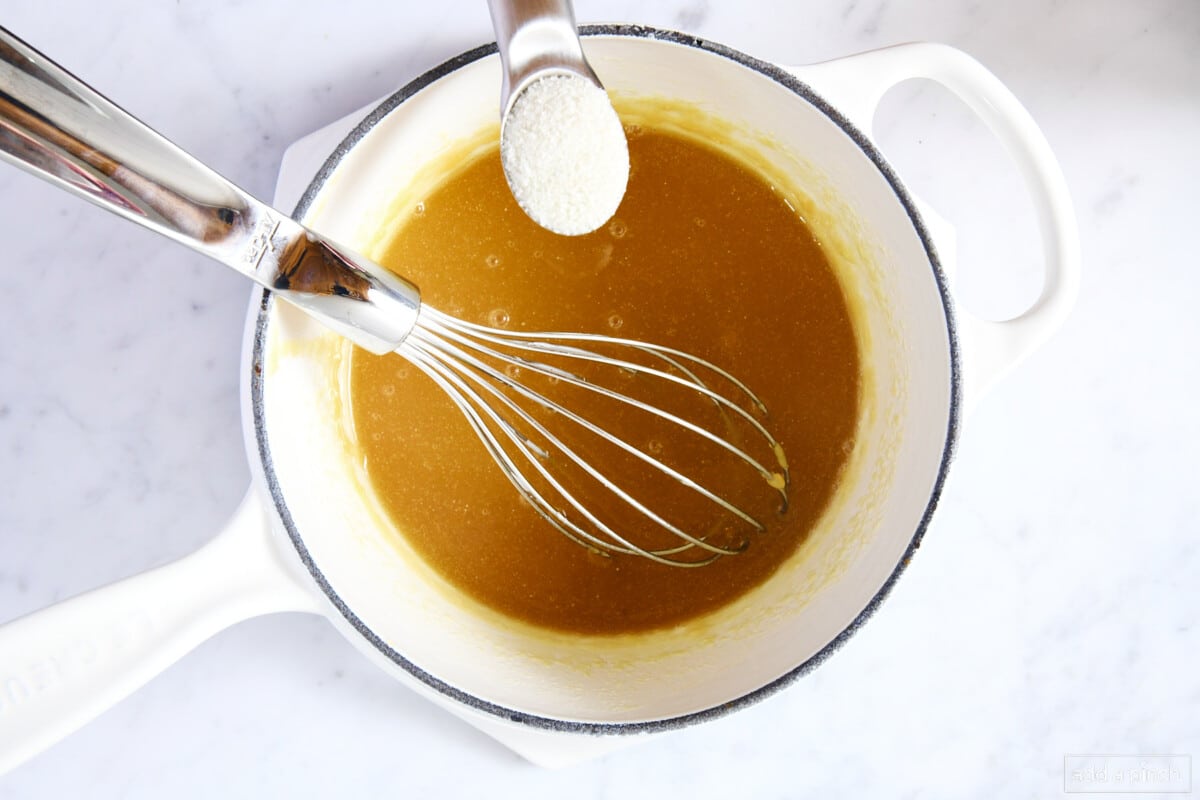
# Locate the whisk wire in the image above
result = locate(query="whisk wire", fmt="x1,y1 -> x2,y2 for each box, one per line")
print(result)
407,322 -> 764,534
394,305 -> 791,566
402,340 -> 721,565
403,328 -> 753,555
416,307 -> 788,496
423,308 -> 769,411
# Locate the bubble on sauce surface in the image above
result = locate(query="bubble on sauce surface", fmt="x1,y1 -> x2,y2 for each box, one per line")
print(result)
484,254 -> 501,268
606,312 -> 624,331
646,438 -> 664,456
487,308 -> 511,328
380,383 -> 395,397
414,201 -> 426,216
608,219 -> 628,239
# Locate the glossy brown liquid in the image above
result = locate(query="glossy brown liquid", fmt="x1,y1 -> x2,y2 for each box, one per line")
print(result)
349,126 -> 859,634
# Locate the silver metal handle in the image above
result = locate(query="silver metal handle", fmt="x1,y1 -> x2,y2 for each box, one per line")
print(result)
486,0 -> 599,113
0,28 -> 419,354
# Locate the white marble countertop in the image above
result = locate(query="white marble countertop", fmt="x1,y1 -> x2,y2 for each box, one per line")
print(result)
1,0 -> 1196,796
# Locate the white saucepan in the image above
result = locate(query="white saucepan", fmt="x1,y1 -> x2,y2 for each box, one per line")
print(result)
0,28 -> 1078,769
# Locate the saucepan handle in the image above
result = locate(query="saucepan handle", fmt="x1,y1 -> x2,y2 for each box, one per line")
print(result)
789,42 -> 1081,408
0,490 -> 320,774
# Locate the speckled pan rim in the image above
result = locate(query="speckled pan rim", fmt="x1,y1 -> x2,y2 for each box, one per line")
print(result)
250,24 -> 962,735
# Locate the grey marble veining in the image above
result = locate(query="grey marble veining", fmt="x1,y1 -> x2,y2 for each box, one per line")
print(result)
1,0 -> 1197,797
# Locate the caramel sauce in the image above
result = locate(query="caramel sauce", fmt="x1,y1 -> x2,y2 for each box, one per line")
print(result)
348,125 -> 859,635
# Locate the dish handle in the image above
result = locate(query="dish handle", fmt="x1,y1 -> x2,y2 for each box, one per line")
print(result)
0,489 -> 319,774
789,42 -> 1081,408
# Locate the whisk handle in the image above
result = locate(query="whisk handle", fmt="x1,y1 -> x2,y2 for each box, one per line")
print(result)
0,28 -> 419,354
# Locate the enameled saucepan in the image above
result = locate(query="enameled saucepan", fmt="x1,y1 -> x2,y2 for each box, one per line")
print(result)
0,27 -> 1078,769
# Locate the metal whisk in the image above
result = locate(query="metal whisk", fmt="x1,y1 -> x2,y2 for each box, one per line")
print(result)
402,307 -> 788,566
1,28 -> 789,566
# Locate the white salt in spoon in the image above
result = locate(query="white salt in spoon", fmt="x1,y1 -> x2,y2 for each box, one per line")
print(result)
487,0 -> 629,236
